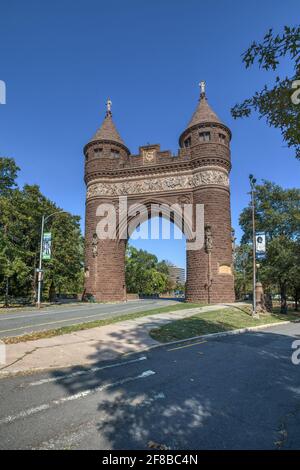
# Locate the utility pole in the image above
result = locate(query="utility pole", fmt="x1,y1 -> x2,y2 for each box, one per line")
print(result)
36,211 -> 67,308
249,174 -> 257,317
36,215 -> 45,309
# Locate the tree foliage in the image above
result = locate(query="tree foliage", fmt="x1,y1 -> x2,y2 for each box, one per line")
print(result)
0,157 -> 19,195
237,180 -> 300,312
233,244 -> 252,300
125,245 -> 169,296
231,26 -> 300,159
0,157 -> 84,303
239,181 -> 300,243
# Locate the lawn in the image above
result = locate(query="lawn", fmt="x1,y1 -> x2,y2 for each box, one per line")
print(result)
3,302 -> 205,344
150,307 -> 300,343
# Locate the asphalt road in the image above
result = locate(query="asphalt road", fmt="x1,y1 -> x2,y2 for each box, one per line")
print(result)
0,322 -> 299,449
0,299 -> 179,338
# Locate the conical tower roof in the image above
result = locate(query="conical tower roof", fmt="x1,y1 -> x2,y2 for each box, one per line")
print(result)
187,92 -> 222,128
180,81 -> 230,146
91,112 -> 125,145
87,99 -> 129,152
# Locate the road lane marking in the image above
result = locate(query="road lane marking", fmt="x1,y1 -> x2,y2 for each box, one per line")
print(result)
27,356 -> 147,387
0,369 -> 156,426
0,300 -> 168,322
0,304 -> 110,321
0,305 -> 166,334
0,305 -> 146,325
167,340 -> 207,351
36,391 -> 166,449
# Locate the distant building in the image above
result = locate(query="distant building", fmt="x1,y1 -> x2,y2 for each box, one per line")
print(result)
168,265 -> 185,286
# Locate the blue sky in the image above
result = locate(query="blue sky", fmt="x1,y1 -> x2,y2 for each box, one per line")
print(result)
1,0 -> 299,269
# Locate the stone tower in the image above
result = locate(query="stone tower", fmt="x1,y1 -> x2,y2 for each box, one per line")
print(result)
83,101 -> 129,301
179,83 -> 235,303
83,86 -> 235,304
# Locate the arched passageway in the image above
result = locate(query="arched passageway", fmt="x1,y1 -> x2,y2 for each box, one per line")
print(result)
83,85 -> 235,304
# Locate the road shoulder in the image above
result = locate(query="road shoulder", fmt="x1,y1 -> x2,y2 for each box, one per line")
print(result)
1,303 -> 297,378
0,305 -> 225,376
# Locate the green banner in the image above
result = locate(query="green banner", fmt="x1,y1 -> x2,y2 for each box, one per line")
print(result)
42,232 -> 52,260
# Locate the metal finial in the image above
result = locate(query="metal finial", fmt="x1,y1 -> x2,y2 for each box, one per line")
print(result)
106,98 -> 112,115
199,80 -> 206,97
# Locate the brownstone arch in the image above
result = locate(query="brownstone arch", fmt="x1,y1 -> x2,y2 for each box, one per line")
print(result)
83,84 -> 235,304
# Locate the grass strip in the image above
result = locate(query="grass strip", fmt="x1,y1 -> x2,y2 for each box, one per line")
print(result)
3,302 -> 205,344
150,307 -> 300,343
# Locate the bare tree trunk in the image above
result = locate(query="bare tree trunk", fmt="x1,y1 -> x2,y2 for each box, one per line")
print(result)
295,289 -> 299,312
49,280 -> 56,303
280,283 -> 288,314
4,277 -> 9,307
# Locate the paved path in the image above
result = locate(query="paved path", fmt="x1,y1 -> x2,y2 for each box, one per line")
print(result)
0,305 -> 224,375
0,322 -> 299,449
0,298 -> 178,338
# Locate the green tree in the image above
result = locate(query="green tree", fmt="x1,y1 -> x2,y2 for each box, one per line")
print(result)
0,158 -> 84,304
233,244 -> 252,300
43,212 -> 84,298
231,26 -> 300,159
0,159 -> 24,304
238,180 -> 300,313
287,241 -> 300,311
0,157 -> 19,195
239,181 -> 300,243
156,260 -> 170,276
125,245 -> 168,296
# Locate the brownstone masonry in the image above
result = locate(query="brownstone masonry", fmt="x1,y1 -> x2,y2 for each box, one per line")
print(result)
83,83 -> 235,303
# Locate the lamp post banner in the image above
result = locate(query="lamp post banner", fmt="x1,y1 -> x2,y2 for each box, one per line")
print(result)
42,232 -> 52,260
256,232 -> 266,258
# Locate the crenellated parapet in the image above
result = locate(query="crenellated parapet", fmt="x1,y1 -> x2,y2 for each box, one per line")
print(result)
83,84 -> 235,304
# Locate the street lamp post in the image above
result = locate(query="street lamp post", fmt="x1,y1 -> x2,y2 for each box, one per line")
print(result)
249,174 -> 257,317
36,215 -> 45,308
36,211 -> 67,308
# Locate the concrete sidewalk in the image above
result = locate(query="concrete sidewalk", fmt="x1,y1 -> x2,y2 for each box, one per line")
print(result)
0,304 -> 229,376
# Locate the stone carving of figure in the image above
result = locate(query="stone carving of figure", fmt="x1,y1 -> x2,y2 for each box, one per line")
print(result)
92,233 -> 98,257
205,224 -> 213,253
200,80 -> 206,95
106,98 -> 112,113
231,228 -> 236,253
178,194 -> 192,205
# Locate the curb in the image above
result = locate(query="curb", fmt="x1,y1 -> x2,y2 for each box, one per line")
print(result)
0,318 -> 298,379
141,319 -> 298,352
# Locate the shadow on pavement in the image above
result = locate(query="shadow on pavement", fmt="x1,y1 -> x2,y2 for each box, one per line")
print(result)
49,320 -> 300,450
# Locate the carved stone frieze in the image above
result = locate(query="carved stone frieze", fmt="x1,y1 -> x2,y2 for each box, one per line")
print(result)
87,170 -> 229,199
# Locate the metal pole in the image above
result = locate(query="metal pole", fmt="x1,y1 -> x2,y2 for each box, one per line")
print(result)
208,251 -> 212,304
251,184 -> 256,317
36,210 -> 67,308
37,215 -> 45,308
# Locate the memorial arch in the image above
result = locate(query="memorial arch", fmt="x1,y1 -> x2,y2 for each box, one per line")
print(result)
83,84 -> 235,303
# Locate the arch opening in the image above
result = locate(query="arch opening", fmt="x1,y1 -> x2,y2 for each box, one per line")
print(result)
127,213 -> 187,300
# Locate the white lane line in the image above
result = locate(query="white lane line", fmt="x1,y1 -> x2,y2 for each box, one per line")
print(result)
0,369 -> 156,426
0,305 -> 105,321
0,300 -> 170,323
27,356 -> 147,387
0,300 -> 160,322
0,303 -> 144,322
0,308 -> 111,322
0,305 -> 161,334
36,391 -> 166,449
